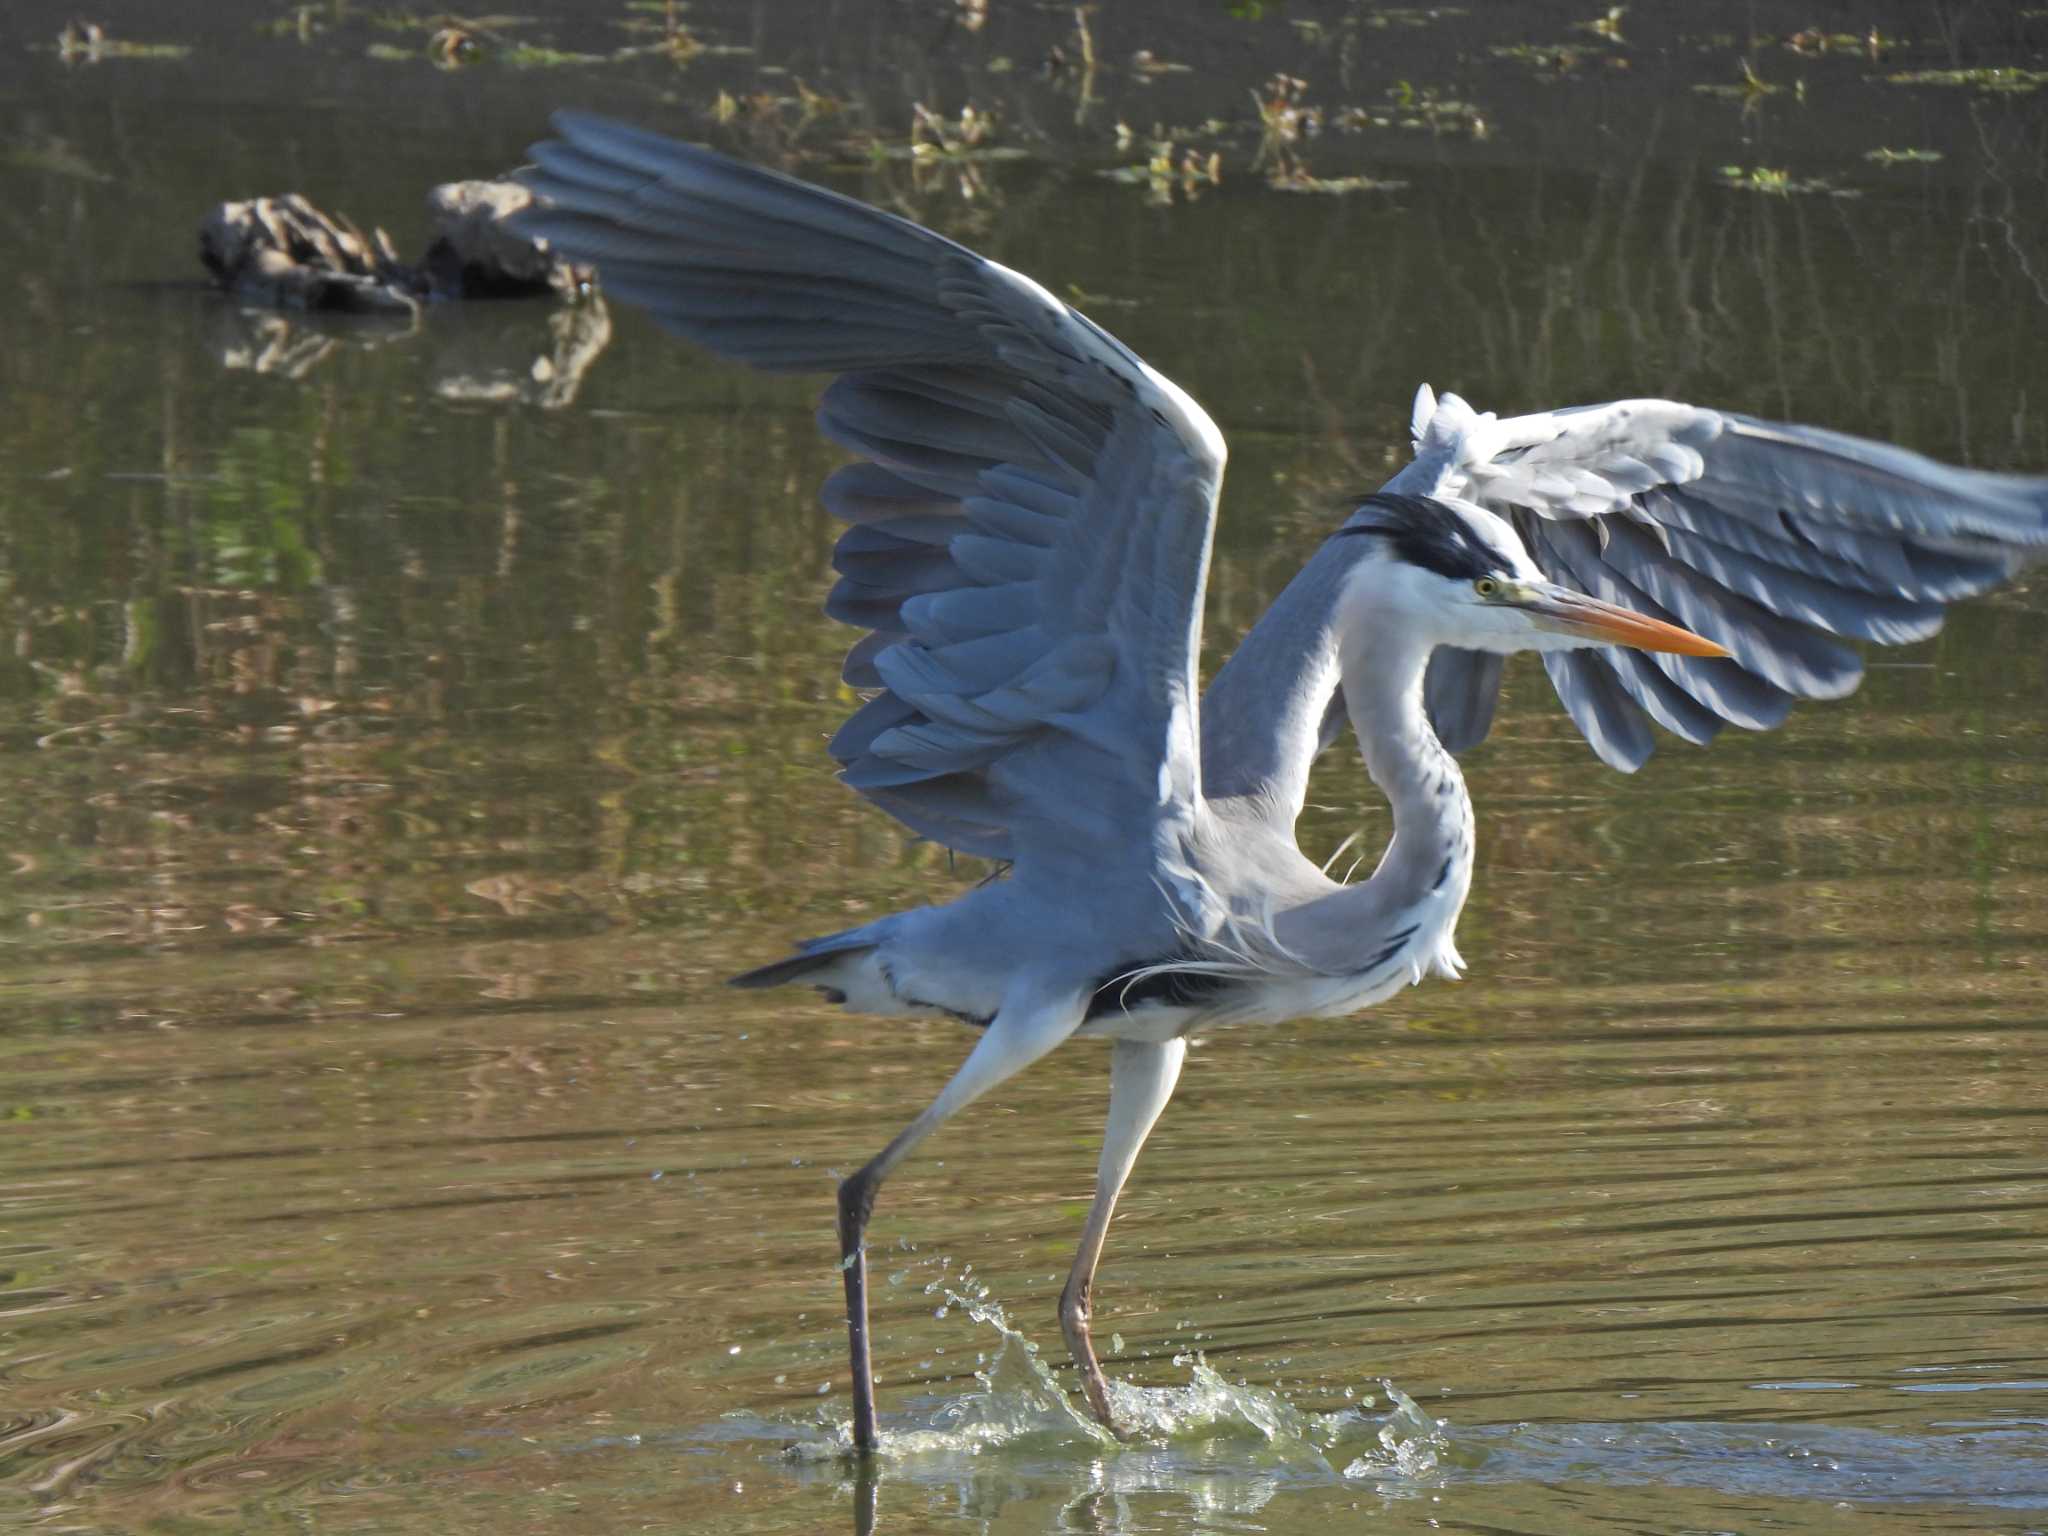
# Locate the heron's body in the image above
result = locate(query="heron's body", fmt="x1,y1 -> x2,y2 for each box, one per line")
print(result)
515,113 -> 2048,1453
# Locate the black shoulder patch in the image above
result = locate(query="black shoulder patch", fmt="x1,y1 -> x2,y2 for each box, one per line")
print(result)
1086,963 -> 1234,1020
1335,494 -> 1515,582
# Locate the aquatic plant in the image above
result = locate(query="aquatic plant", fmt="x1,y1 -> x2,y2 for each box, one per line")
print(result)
1714,165 -> 1857,198
1885,66 -> 2047,93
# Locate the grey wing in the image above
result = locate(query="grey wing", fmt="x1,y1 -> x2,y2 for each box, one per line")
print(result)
1412,390 -> 2048,770
517,113 -> 1227,878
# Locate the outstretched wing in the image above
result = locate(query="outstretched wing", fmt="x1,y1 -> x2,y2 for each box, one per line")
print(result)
1401,388 -> 2048,769
517,114 -> 1226,878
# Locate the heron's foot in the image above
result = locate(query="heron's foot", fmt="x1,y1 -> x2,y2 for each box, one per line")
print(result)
1078,1358 -> 1120,1433
1061,1289 -> 1128,1435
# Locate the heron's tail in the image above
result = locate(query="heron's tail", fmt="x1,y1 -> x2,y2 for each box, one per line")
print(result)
728,928 -> 877,990
730,950 -> 844,989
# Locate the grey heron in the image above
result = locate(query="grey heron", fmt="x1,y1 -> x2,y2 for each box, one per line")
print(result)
515,113 -> 2048,1454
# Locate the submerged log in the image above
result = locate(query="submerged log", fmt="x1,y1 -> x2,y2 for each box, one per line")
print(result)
198,179 -> 591,312
198,176 -> 605,402
423,180 -> 590,299
199,195 -> 418,315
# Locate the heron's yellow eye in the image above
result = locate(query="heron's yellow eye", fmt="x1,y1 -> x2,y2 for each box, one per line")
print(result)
1474,577 -> 1501,598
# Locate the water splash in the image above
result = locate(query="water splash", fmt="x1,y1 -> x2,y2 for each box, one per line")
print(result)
780,1282 -> 1443,1484
709,1295 -> 2048,1522
785,1282 -> 1113,1461
1339,1382 -> 1449,1480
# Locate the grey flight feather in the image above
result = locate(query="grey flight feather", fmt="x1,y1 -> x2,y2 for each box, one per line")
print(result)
517,113 -> 1227,894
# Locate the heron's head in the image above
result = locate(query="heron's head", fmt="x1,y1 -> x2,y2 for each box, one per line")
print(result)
1332,494 -> 1727,660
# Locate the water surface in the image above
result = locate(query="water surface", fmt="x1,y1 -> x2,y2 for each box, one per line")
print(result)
3,3 -> 2048,1531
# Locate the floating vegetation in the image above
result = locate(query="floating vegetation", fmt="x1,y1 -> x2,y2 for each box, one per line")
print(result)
1334,80 -> 1487,137
1098,142 -> 1220,206
1251,74 -> 1320,180
55,20 -> 192,62
1248,73 -> 1405,194
360,9 -> 713,68
1576,6 -> 1627,43
1864,147 -> 1942,165
609,0 -> 707,64
428,25 -> 479,66
363,17 -> 612,69
618,0 -> 693,27
703,78 -> 845,158
1715,165 -> 1857,198
431,19 -> 606,70
365,9 -> 535,33
1489,41 -> 1598,74
501,42 -> 608,68
841,102 -> 1031,202
1358,7 -> 1468,28
1252,73 -> 1320,149
1884,67 -> 2048,93
908,102 -> 1022,161
1691,57 -> 1792,100
1117,116 -> 1230,150
1268,168 -> 1406,196
792,79 -> 842,118
1786,27 -> 1890,58
1129,49 -> 1192,77
263,7 -> 326,42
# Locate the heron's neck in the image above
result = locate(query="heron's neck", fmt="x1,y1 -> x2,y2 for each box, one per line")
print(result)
1338,628 -> 1474,914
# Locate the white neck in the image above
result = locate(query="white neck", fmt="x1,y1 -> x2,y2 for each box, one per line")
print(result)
1202,544 -> 1480,986
1338,623 -> 1475,918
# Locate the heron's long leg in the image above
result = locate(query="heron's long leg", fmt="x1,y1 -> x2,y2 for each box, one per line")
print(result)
838,987 -> 1085,1455
1061,1035 -> 1186,1429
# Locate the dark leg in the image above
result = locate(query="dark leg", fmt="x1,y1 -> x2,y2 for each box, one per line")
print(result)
838,1160 -> 884,1452
832,988 -> 1086,1454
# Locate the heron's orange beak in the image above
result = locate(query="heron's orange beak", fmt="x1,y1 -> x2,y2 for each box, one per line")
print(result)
1526,586 -> 1730,658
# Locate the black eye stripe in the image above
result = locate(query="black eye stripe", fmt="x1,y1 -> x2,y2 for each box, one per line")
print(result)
1331,494 -> 1517,582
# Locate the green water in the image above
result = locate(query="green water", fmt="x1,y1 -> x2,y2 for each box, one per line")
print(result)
3,3 -> 2047,1531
